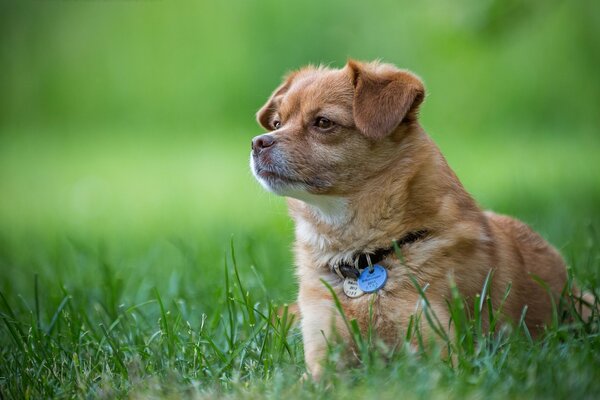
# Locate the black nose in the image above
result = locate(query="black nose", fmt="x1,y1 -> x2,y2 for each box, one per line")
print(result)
252,134 -> 276,153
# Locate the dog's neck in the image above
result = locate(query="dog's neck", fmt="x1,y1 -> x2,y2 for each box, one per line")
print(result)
283,190 -> 351,226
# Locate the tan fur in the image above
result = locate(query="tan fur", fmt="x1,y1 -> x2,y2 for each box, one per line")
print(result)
251,60 -> 571,379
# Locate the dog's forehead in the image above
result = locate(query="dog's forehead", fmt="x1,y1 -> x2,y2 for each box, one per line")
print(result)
279,68 -> 353,118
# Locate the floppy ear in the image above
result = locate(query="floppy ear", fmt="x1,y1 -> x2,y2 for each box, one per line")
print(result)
347,60 -> 425,139
256,71 -> 298,130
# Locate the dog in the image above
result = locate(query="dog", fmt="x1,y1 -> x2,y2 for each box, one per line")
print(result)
250,60 -> 574,379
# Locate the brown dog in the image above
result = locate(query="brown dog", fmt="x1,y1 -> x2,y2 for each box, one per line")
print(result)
250,60 -> 569,379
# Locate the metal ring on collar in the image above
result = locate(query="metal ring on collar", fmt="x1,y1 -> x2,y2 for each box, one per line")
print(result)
365,253 -> 374,272
332,263 -> 345,279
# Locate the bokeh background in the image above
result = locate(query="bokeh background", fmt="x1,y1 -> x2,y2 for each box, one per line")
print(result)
1,0 -> 599,307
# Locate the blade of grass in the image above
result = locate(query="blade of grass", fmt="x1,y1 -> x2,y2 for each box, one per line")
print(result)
224,255 -> 236,350
154,287 -> 174,359
46,295 -> 70,336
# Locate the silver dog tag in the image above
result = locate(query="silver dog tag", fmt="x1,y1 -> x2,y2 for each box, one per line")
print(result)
343,277 -> 364,298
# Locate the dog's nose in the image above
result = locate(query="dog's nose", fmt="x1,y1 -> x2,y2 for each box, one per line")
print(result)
252,134 -> 276,153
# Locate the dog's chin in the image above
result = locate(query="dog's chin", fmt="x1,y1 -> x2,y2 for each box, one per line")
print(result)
254,171 -> 307,196
250,157 -> 308,196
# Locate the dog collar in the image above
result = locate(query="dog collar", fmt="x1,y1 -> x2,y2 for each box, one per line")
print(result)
331,230 -> 428,280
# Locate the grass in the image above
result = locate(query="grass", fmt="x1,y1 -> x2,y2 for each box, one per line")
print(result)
0,236 -> 302,399
1,234 -> 599,399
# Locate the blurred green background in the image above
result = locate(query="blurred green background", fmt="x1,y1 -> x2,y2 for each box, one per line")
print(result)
1,0 -> 599,303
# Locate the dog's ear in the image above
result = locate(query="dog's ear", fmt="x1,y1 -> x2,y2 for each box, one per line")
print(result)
347,60 -> 425,139
256,71 -> 298,130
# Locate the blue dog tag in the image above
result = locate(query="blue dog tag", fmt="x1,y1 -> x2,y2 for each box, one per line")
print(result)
358,264 -> 388,293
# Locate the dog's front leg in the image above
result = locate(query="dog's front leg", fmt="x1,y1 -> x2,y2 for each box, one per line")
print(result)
298,282 -> 347,380
300,308 -> 329,379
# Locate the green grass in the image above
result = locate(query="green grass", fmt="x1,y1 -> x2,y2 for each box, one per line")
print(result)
1,233 -> 599,399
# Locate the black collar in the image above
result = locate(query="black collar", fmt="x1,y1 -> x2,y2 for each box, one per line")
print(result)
331,229 -> 429,279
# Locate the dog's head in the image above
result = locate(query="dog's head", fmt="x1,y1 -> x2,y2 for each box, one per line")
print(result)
250,60 -> 425,200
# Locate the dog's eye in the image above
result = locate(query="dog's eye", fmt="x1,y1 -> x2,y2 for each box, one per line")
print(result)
315,117 -> 334,130
272,120 -> 281,130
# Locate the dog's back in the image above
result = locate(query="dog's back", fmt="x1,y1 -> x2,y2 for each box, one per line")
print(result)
485,211 -> 567,332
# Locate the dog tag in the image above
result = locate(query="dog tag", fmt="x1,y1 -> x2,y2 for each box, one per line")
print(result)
343,277 -> 364,298
358,264 -> 388,293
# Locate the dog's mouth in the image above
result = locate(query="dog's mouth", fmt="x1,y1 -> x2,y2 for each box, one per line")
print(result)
251,153 -> 331,196
254,165 -> 301,185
